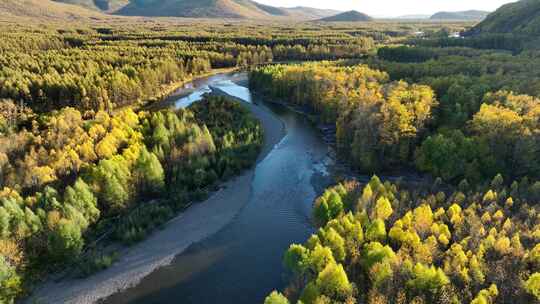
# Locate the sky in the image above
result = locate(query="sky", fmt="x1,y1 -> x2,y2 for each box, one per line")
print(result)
254,0 -> 518,17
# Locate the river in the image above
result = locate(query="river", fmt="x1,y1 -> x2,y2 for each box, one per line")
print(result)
101,72 -> 334,304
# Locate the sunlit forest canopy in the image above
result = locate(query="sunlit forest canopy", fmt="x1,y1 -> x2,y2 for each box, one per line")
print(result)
0,2 -> 539,301
270,175 -> 540,303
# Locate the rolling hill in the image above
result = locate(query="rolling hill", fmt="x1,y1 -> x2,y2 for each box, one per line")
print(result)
54,0 -> 129,12
318,10 -> 373,22
284,6 -> 340,20
50,0 -> 339,19
113,0 -> 281,18
0,0 -> 105,19
430,10 -> 490,21
468,0 -> 540,36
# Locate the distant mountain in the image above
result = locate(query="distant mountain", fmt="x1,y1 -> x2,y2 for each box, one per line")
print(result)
468,0 -> 540,36
430,10 -> 490,21
318,10 -> 373,22
114,0 -> 275,18
48,0 -> 339,19
284,6 -> 340,20
0,0 -> 104,19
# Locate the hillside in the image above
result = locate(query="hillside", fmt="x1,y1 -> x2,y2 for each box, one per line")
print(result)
430,10 -> 490,20
54,0 -> 128,12
469,0 -> 540,36
284,6 -> 340,20
318,10 -> 373,22
49,0 -> 338,19
116,0 -> 273,18
0,0 -> 105,19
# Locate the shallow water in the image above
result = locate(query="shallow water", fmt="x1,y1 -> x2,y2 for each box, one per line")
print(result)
103,72 -> 332,304
174,73 -> 252,108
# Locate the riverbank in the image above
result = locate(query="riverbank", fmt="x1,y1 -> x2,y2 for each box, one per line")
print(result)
24,81 -> 285,304
101,77 -> 334,304
114,67 -> 238,114
248,88 -> 428,186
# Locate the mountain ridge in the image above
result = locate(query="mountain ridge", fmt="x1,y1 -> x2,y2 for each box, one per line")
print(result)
48,0 -> 339,19
430,10 -> 490,20
468,0 -> 540,36
0,0 -> 105,19
318,10 -> 373,22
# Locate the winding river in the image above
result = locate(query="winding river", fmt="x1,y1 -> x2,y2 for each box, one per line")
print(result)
103,72 -> 334,304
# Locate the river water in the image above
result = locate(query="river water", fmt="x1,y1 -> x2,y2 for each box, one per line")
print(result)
103,72 -> 334,304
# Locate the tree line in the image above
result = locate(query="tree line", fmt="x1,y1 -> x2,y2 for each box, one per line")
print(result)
369,46 -> 540,183
0,26 -> 376,114
250,60 -> 540,184
249,63 -> 438,174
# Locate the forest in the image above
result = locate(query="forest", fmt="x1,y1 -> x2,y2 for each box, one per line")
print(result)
250,54 -> 540,184
248,17 -> 540,304
0,21 -> 383,303
267,175 -> 540,303
0,94 -> 263,302
0,7 -> 539,304
0,22 -> 379,303
0,23 -> 376,114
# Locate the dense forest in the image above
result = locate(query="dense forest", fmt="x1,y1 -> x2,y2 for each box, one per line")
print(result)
0,23 -> 376,113
249,6 -> 540,303
250,53 -> 540,184
250,63 -> 438,174
1,3 -> 540,302
266,175 -> 540,303
0,94 -> 263,302
0,21 -> 385,303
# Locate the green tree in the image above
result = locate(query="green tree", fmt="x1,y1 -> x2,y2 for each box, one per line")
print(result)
48,219 -> 84,262
152,122 -> 170,150
366,219 -> 386,242
64,178 -> 100,224
407,263 -> 449,294
327,191 -> 344,221
491,174 -> 504,190
373,196 -> 393,221
300,282 -> 320,304
102,174 -> 130,212
314,200 -> 331,226
284,244 -> 309,275
314,190 -> 343,226
309,244 -> 336,274
0,207 -> 10,238
134,147 -> 165,195
0,256 -> 21,304
320,228 -> 346,262
362,241 -> 396,269
316,262 -> 352,300
471,284 -> 498,304
525,273 -> 540,300
264,291 -> 290,304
